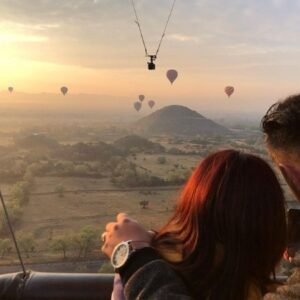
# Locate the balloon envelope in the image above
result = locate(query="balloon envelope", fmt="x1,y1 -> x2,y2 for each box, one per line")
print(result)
166,69 -> 178,84
8,87 -> 14,93
134,101 -> 142,112
148,100 -> 155,109
61,86 -> 68,96
139,95 -> 145,102
225,86 -> 234,97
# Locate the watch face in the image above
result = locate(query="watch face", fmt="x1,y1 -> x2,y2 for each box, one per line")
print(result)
111,242 -> 130,269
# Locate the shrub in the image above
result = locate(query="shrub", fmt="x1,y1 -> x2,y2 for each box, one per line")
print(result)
139,200 -> 149,209
55,185 -> 65,198
157,157 -> 167,165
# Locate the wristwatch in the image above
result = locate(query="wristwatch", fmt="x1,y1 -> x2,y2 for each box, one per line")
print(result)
111,240 -> 146,271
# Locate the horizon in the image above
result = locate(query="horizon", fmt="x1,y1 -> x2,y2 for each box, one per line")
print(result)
0,90 -> 268,119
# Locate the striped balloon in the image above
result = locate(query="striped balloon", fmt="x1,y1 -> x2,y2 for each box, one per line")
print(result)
225,86 -> 235,98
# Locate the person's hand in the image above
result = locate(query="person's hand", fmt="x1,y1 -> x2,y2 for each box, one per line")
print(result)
101,213 -> 153,258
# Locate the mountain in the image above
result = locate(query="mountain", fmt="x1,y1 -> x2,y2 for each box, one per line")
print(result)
135,105 -> 231,136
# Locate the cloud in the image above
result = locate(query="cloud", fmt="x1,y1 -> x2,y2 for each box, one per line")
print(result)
167,34 -> 199,43
0,33 -> 48,43
1,0 -> 300,71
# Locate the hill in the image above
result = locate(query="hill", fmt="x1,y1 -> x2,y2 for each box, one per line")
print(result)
135,105 -> 231,136
114,135 -> 165,153
14,134 -> 59,150
55,141 -> 125,161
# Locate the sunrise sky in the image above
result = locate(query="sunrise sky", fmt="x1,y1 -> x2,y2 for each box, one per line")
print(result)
1,0 -> 300,114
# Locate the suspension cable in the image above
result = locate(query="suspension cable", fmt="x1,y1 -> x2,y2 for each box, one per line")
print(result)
130,0 -> 149,57
0,191 -> 26,277
130,0 -> 177,59
155,0 -> 177,57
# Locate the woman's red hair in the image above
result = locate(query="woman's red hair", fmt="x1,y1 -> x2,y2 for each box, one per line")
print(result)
154,150 -> 287,300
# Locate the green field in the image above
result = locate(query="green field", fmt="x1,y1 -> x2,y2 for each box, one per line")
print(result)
0,121 -> 296,272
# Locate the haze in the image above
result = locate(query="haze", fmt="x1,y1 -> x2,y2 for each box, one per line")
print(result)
1,0 -> 300,117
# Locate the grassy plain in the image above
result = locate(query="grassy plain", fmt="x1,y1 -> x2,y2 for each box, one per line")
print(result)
0,118 -> 297,274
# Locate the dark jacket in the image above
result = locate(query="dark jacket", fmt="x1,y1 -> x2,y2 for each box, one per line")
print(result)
120,248 -> 192,300
124,260 -> 192,299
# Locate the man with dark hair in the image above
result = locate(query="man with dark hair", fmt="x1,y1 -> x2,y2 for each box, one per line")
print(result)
261,94 -> 300,201
261,95 -> 300,299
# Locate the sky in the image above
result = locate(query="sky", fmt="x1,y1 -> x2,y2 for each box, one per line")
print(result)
1,0 -> 300,115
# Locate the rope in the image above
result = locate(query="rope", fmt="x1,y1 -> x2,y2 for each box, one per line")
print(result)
156,0 -> 177,57
130,0 -> 149,57
0,191 -> 27,277
130,0 -> 177,59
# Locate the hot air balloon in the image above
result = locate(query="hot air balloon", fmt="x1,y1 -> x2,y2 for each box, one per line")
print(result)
61,86 -> 68,96
166,69 -> 178,84
139,95 -> 145,102
130,0 -> 177,70
148,100 -> 155,109
134,101 -> 142,112
225,86 -> 235,98
8,87 -> 14,94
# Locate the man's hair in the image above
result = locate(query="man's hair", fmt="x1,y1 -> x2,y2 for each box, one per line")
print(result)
262,94 -> 300,150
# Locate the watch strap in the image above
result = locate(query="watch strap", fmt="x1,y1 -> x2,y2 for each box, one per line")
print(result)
118,247 -> 160,285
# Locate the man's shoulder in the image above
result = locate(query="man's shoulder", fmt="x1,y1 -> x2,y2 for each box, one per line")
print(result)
264,268 -> 300,300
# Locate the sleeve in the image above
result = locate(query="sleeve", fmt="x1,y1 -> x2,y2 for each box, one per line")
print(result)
119,248 -> 193,300
111,274 -> 126,300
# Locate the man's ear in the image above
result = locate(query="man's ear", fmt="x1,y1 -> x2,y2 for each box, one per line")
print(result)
279,164 -> 300,202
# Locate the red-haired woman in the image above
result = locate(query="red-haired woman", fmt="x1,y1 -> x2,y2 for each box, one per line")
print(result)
102,150 -> 287,300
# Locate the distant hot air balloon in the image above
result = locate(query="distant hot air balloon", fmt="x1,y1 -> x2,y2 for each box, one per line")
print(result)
139,95 -> 145,102
225,86 -> 235,98
134,101 -> 142,112
166,69 -> 178,84
8,87 -> 14,94
148,100 -> 155,109
61,86 -> 68,96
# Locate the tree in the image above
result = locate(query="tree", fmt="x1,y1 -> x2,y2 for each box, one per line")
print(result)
0,239 -> 12,259
74,164 -> 89,176
157,156 -> 167,165
18,234 -> 36,258
50,236 -> 71,259
26,162 -> 45,176
111,160 -> 165,188
167,170 -> 190,185
11,181 -> 31,205
55,161 -> 74,175
73,226 -> 98,259
23,170 -> 35,187
139,200 -> 149,209
55,185 -> 65,198
0,203 -> 22,234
